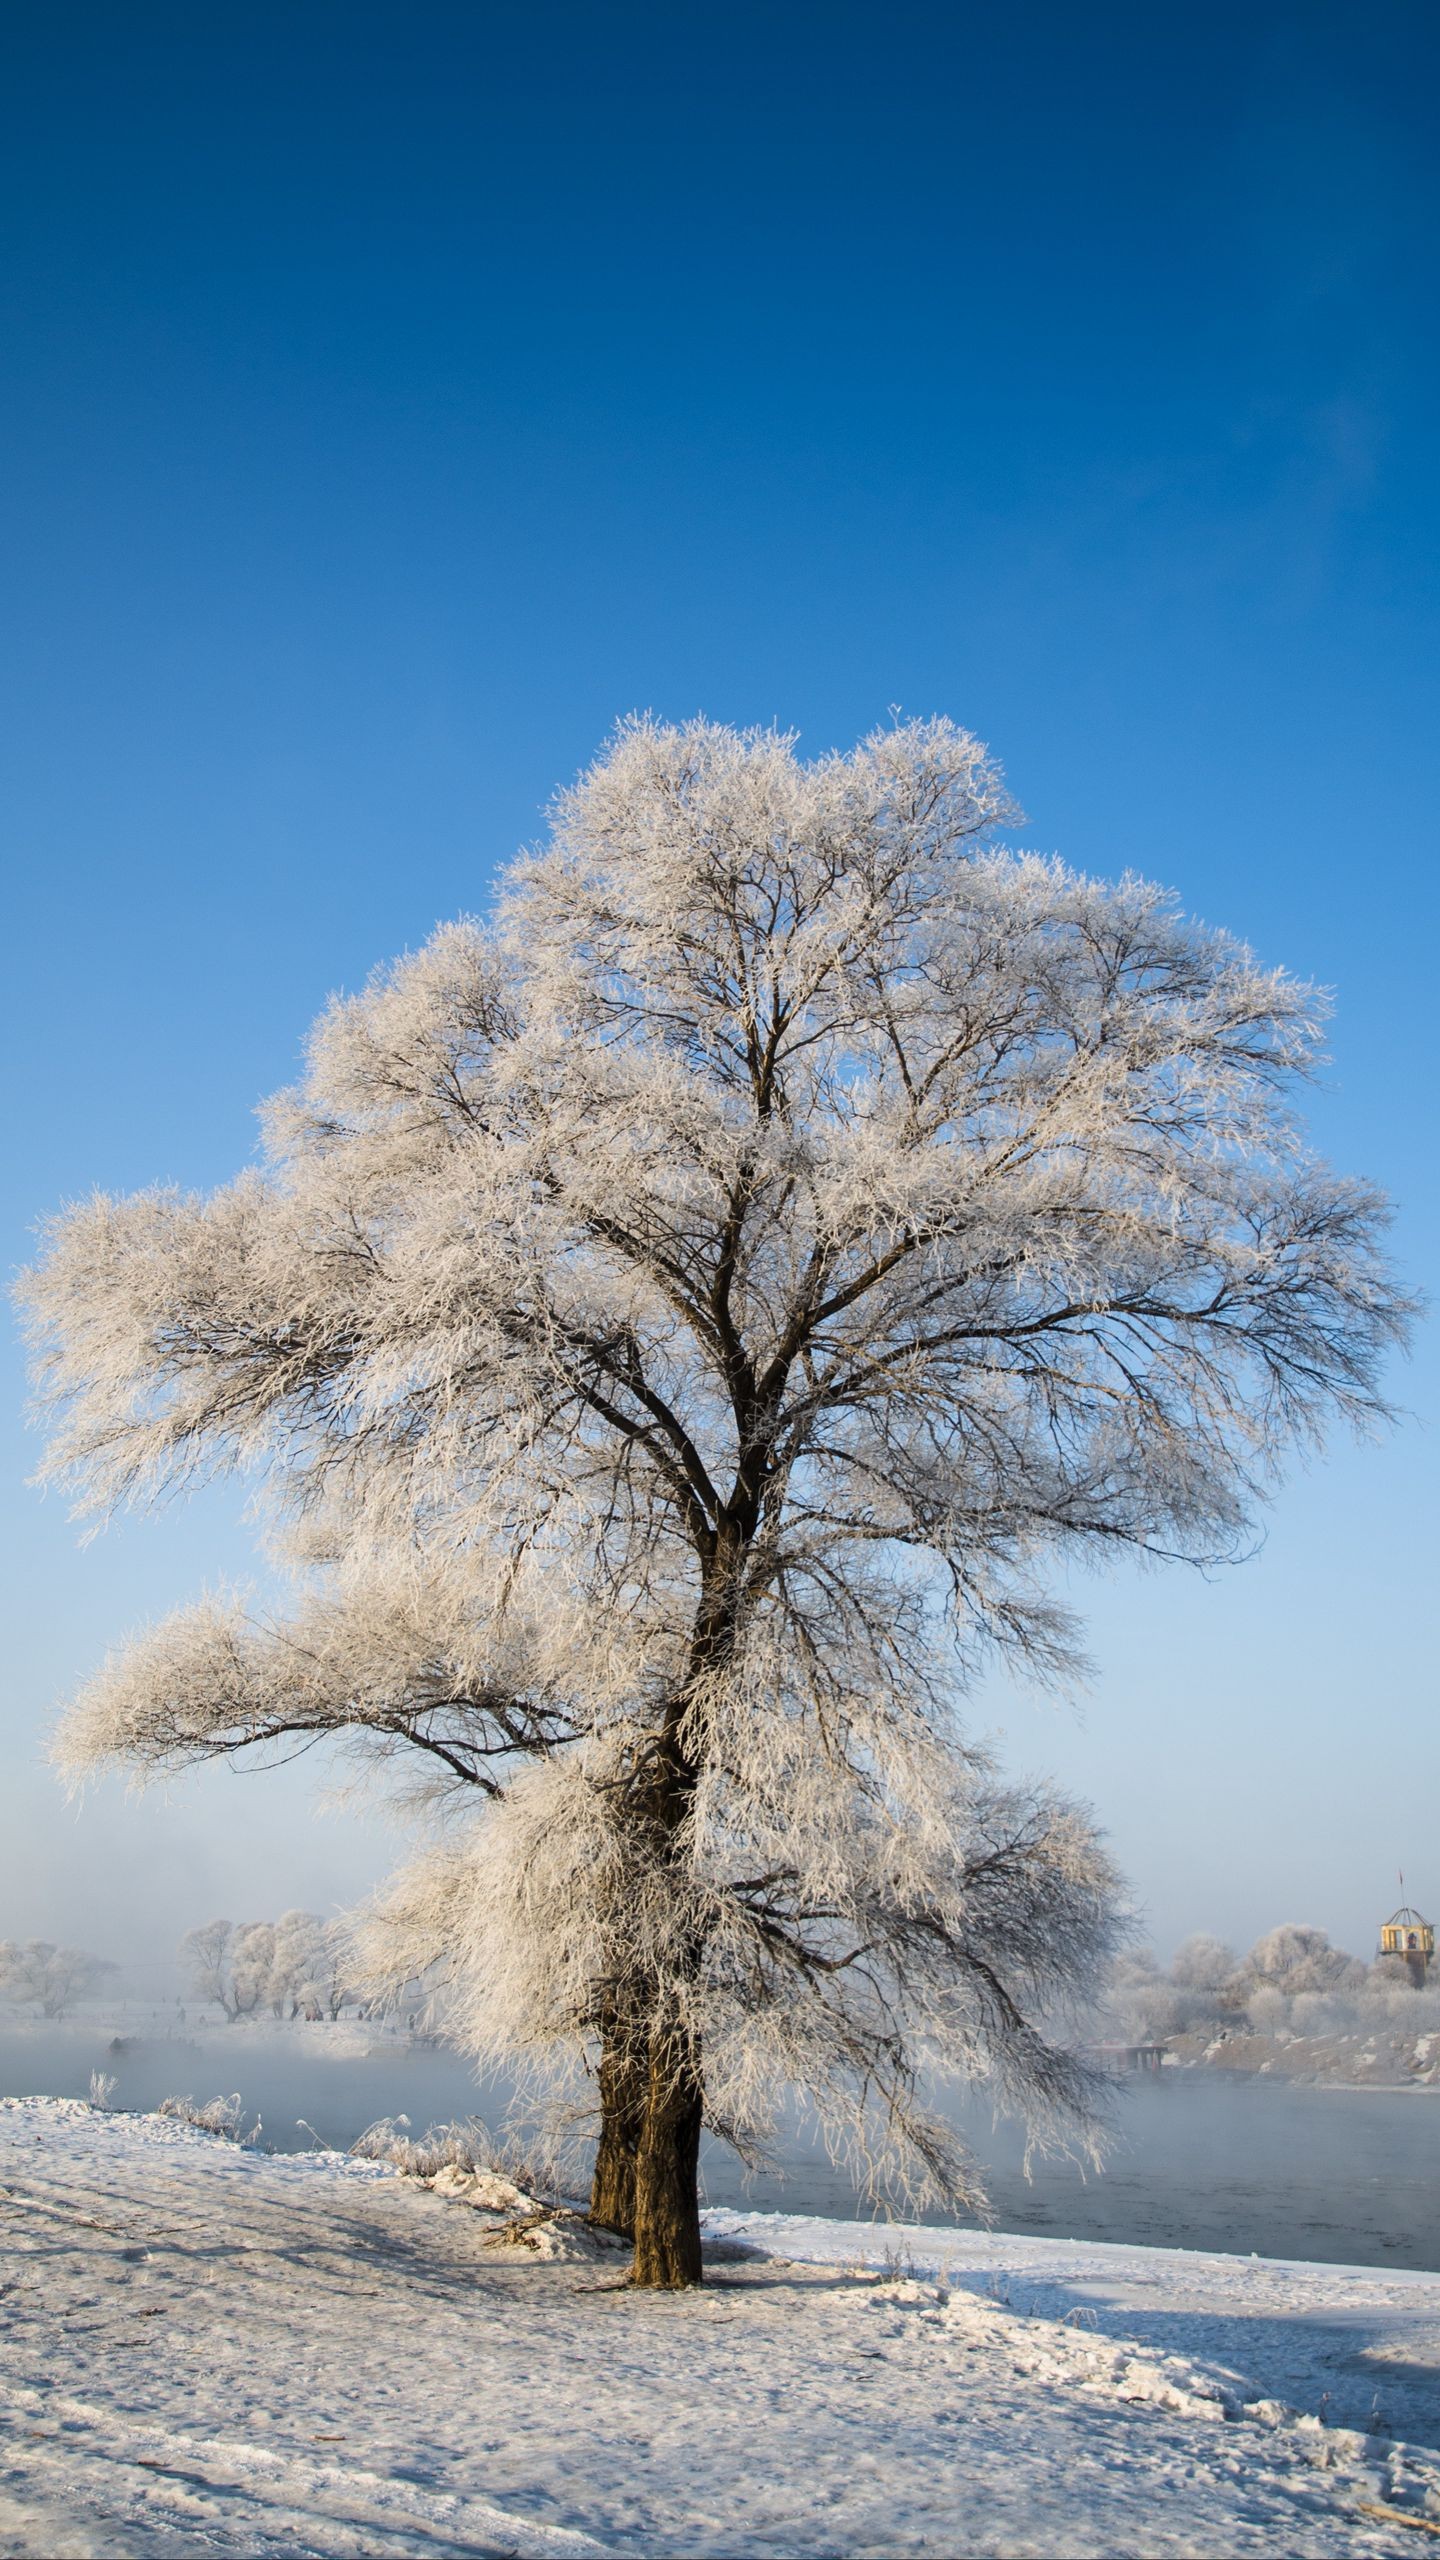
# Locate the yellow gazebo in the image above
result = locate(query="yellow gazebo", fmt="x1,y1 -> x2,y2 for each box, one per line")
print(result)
1379,1903 -> 1435,1988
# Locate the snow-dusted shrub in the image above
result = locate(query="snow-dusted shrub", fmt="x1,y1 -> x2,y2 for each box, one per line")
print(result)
158,2091 -> 245,2138
88,2070 -> 117,2108
349,2115 -> 497,2178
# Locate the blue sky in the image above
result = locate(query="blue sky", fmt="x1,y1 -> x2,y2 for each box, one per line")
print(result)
3,0 -> 1436,1979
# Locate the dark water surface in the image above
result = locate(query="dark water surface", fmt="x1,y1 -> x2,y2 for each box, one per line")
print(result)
4,2021 -> 1435,2273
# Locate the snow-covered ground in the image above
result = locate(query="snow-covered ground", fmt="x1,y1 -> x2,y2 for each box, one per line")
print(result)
3,2098 -> 1438,2557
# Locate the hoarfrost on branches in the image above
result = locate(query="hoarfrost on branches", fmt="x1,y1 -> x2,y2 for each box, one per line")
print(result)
21,717 -> 1411,2282
181,1914 -> 357,2021
1169,1934 -> 1238,1993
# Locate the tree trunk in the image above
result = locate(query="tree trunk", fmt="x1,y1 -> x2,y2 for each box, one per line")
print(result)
589,2000 -> 647,2239
619,1519 -> 748,2286
630,2020 -> 703,2288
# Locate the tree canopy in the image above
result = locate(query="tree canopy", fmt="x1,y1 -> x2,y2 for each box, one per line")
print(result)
23,717 -> 1410,2282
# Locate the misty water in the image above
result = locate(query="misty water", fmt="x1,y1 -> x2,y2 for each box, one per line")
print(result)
5,2017 -> 1435,2274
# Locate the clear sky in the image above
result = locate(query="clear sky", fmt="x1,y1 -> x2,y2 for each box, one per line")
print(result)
3,0 -> 1436,1984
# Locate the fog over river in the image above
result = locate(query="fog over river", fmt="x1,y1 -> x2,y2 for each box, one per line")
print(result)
4,2019 -> 1435,2274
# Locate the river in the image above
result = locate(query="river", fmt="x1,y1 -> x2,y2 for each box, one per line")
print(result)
3,2016 -> 1435,2273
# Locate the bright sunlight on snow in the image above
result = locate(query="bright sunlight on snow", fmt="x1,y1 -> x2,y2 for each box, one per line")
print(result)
3,2099 -> 1439,2558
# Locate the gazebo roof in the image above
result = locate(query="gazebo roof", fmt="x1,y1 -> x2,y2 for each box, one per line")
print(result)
1383,1905 -> 1432,1929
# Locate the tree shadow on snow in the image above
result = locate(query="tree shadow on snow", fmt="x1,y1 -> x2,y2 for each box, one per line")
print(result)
935,2265 -> 1440,2453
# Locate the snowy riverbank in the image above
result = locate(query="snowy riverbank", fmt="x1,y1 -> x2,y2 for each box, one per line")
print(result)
0,1997 -> 418,2054
9,2012 -> 1440,2271
4,2100 -> 1440,2555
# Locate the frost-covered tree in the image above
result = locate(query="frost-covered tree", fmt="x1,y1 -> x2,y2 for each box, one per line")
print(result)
1109,1920 -> 1440,2062
1169,1934 -> 1237,1994
271,1910 -> 354,2019
181,1919 -> 276,2021
22,718 -> 1409,2284
1105,1936 -> 1242,2043
0,1939 -> 116,2018
180,1919 -> 237,2018
1240,1924 -> 1365,1997
1105,1950 -> 1195,2044
182,1913 -> 354,2020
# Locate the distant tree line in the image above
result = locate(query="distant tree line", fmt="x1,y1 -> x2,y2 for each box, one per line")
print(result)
1111,1924 -> 1434,2047
180,1913 -> 358,2023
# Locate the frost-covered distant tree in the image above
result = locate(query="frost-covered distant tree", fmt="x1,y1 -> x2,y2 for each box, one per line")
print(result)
1170,1934 -> 1237,1994
230,1921 -> 277,2018
0,1939 -> 116,2018
181,1919 -> 275,2021
271,1911 -> 354,2020
1105,1935 -> 1240,2043
182,1913 -> 354,2021
22,719 -> 1410,2284
1109,1921 -> 1438,2059
1105,1949 -> 1198,2043
180,1920 -> 237,2019
1241,1924 -> 1365,1996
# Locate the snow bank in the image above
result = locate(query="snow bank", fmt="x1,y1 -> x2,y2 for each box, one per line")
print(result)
3,2098 -> 1438,2556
